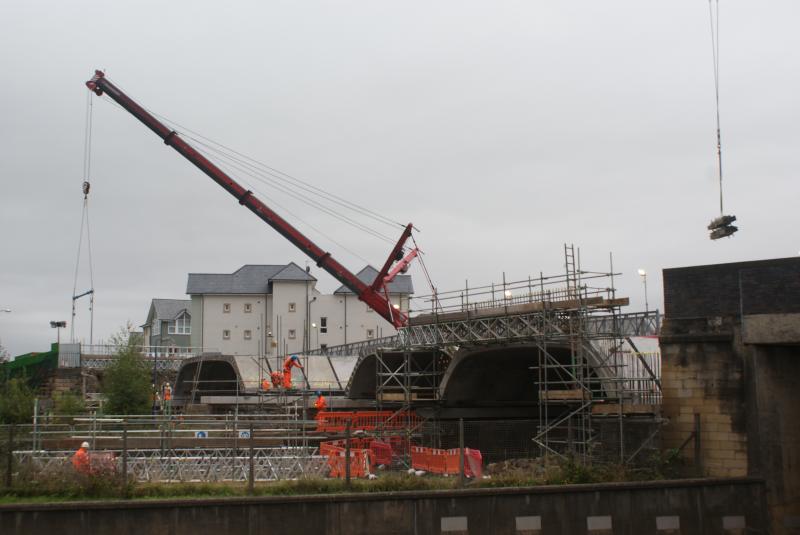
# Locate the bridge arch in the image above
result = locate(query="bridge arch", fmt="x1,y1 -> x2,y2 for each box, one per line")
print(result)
439,343 -> 577,406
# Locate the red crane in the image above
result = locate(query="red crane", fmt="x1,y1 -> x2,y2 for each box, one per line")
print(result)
86,70 -> 414,328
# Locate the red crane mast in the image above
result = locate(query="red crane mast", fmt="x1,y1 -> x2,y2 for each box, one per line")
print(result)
86,70 -> 413,328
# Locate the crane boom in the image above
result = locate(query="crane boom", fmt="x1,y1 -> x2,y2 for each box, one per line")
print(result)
86,70 -> 411,328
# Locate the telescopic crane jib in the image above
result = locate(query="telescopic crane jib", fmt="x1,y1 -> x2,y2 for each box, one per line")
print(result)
85,70 -> 414,328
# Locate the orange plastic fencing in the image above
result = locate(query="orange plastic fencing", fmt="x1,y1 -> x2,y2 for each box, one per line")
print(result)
322,445 -> 373,478
315,410 -> 421,433
410,446 -> 483,478
320,438 -> 394,477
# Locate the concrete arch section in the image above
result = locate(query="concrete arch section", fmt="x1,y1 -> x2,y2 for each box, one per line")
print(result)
439,344 -> 575,407
174,354 -> 250,403
346,348 -> 449,400
174,354 -> 360,404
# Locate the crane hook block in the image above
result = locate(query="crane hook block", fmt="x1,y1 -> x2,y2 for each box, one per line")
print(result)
85,70 -> 105,96
82,181 -> 91,196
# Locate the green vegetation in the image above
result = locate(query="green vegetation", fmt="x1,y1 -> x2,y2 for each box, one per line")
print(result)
52,391 -> 86,416
0,453 -> 696,503
0,378 -> 35,424
103,327 -> 151,415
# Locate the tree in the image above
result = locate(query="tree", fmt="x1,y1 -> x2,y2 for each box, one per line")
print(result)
0,378 -> 35,424
0,338 -> 9,364
53,391 -> 86,416
103,326 -> 151,415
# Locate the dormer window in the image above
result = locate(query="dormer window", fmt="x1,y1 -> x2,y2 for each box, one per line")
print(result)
174,311 -> 191,335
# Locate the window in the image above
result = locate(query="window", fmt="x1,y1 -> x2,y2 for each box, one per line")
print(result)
244,329 -> 252,340
320,344 -> 328,351
288,329 -> 296,339
223,303 -> 231,313
244,303 -> 252,313
167,322 -> 175,335
288,302 -> 296,313
320,317 -> 328,334
223,329 -> 231,340
366,329 -> 374,339
174,311 -> 191,335
153,320 -> 161,335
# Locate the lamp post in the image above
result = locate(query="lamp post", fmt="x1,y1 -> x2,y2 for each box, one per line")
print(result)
637,269 -> 649,314
50,320 -> 67,345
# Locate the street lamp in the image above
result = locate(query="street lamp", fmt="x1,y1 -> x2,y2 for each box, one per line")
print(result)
637,269 -> 649,314
50,320 -> 67,344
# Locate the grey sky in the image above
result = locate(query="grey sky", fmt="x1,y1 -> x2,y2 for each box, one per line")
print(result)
1,1 -> 799,356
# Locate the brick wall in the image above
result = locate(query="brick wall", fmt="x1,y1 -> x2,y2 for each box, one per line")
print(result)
663,257 -> 800,320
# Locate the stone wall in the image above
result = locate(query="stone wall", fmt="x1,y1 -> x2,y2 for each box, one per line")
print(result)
660,257 -> 800,534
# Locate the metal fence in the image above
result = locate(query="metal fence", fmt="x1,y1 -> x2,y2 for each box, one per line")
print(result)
14,447 -> 327,483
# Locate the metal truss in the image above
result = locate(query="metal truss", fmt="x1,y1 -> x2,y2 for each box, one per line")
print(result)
399,310 -> 660,347
306,335 -> 401,357
15,447 -> 328,483
81,356 -> 186,371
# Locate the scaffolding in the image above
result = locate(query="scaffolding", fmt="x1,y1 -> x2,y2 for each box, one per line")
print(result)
382,244 -> 662,465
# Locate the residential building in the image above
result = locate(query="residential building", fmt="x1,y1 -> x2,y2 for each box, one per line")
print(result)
142,299 -> 192,353
187,263 -> 412,356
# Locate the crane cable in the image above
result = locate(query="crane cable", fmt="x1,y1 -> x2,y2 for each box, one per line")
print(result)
99,95 -> 407,248
71,91 -> 96,343
708,0 -> 724,216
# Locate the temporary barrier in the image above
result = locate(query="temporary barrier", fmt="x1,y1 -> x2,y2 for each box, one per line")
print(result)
410,446 -> 483,478
320,438 -> 393,476
315,410 -> 421,433
324,445 -> 373,478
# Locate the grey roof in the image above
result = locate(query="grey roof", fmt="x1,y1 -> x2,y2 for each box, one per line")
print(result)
186,264 -> 315,295
334,266 -> 414,295
271,262 -> 316,282
146,299 -> 191,325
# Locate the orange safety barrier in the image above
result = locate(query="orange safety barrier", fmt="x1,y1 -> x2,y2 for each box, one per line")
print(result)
410,446 -> 483,478
315,410 -> 421,433
369,440 -> 393,466
323,445 -> 373,478
320,437 -> 394,473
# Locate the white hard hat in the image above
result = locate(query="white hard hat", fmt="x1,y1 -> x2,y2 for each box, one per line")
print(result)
81,441 -> 90,448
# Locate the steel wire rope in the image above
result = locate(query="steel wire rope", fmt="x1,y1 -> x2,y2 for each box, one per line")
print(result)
189,143 -> 376,267
97,95 -> 401,245
157,114 -> 407,231
708,0 -> 724,215
93,81 -> 406,231
72,91 -> 96,342
183,133 -> 398,245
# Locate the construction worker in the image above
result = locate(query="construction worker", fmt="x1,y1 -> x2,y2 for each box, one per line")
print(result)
72,441 -> 91,474
163,382 -> 172,416
314,391 -> 327,411
270,370 -> 283,388
282,355 -> 303,389
261,377 -> 270,391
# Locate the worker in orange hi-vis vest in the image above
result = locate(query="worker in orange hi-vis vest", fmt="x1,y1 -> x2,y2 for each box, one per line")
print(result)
314,391 -> 327,411
261,378 -> 270,391
282,355 -> 303,388
72,441 -> 91,474
163,382 -> 173,416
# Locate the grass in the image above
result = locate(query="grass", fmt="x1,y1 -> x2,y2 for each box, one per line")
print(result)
0,453 -> 696,504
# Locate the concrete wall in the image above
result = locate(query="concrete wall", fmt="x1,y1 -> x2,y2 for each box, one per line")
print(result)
0,478 -> 768,535
194,294 -> 269,356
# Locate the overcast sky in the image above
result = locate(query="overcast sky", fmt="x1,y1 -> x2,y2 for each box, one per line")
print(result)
1,1 -> 798,356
